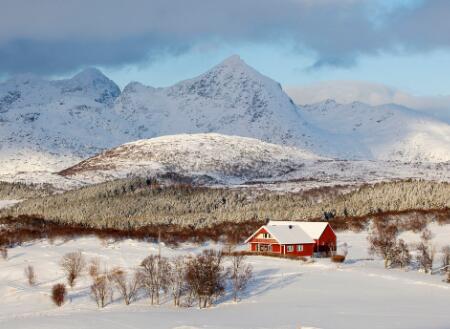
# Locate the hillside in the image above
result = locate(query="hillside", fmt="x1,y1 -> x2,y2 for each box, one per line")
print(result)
3,178 -> 449,229
59,133 -> 322,184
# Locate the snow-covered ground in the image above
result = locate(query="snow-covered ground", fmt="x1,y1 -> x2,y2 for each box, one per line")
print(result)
0,225 -> 449,329
0,200 -> 21,209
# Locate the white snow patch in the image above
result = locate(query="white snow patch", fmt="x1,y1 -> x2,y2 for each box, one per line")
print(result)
0,200 -> 21,209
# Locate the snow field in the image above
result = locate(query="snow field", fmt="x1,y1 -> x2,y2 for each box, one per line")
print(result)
0,224 -> 449,329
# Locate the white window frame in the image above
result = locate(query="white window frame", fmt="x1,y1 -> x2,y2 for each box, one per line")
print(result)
296,245 -> 303,252
287,245 -> 294,252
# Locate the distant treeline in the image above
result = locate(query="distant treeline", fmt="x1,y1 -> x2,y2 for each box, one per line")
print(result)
1,178 -> 449,229
0,181 -> 53,199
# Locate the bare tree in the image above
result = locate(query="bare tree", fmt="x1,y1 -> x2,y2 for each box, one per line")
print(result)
416,243 -> 434,273
229,254 -> 253,302
88,258 -> 101,279
90,274 -> 112,308
24,265 -> 36,286
367,220 -> 398,268
139,255 -> 170,305
390,239 -> 411,269
0,247 -> 7,260
440,246 -> 450,272
109,267 -> 142,305
60,251 -> 86,287
186,249 -> 226,308
416,230 -> 435,273
167,256 -> 187,307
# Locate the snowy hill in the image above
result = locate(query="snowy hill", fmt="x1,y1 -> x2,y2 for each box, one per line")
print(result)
301,100 -> 450,162
59,133 -> 322,183
1,55 -> 450,181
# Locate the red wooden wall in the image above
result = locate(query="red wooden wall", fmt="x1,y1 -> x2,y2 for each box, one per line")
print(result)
316,224 -> 337,247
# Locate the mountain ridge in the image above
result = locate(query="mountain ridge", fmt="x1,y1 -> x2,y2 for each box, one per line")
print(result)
0,55 -> 449,180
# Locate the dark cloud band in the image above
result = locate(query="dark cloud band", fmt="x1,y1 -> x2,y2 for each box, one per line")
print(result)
0,0 -> 449,75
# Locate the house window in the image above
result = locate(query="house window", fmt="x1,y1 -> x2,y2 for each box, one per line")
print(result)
297,245 -> 303,252
287,245 -> 294,252
259,244 -> 271,252
262,233 -> 271,239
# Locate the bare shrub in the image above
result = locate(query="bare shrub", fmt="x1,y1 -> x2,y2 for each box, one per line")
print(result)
167,256 -> 188,307
51,283 -> 66,307
390,239 -> 411,268
416,229 -> 435,273
60,251 -> 86,287
90,274 -> 112,308
139,255 -> 170,305
405,215 -> 427,233
109,268 -> 142,305
229,254 -> 252,302
24,265 -> 36,286
368,219 -> 398,268
331,255 -> 346,263
416,243 -> 434,273
441,246 -> 450,272
186,249 -> 226,308
88,258 -> 100,279
0,247 -> 7,260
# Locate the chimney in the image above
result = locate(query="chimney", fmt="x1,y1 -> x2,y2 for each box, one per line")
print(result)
289,225 -> 293,229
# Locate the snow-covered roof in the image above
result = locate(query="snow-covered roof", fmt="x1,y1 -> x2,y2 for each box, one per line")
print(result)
264,225 -> 314,244
267,221 -> 330,240
245,223 -> 315,244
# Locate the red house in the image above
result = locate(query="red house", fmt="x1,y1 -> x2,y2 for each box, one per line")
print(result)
245,221 -> 336,257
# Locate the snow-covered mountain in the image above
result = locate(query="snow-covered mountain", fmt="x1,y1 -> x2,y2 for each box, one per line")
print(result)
0,55 -> 449,180
114,55 -> 334,154
59,133 -> 322,184
0,68 -> 125,174
301,100 -> 450,162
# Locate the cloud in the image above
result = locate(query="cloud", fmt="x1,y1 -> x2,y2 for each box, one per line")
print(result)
1,0 -> 450,74
284,80 -> 450,123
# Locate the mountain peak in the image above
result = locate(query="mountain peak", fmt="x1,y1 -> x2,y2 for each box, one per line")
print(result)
214,55 -> 256,75
61,67 -> 120,103
72,67 -> 110,82
220,54 -> 246,66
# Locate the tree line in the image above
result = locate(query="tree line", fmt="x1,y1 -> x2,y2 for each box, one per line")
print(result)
2,178 -> 449,230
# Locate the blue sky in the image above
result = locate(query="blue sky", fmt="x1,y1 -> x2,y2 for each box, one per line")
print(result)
97,43 -> 450,96
2,0 -> 450,97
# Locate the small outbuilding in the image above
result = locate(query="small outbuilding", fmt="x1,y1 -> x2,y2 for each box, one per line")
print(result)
245,221 -> 336,257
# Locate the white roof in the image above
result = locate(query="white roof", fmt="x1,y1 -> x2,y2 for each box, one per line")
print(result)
267,221 -> 329,240
264,225 -> 314,244
245,223 -> 315,244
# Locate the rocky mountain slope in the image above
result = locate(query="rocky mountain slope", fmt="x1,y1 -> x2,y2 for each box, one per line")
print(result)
0,55 -> 449,181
